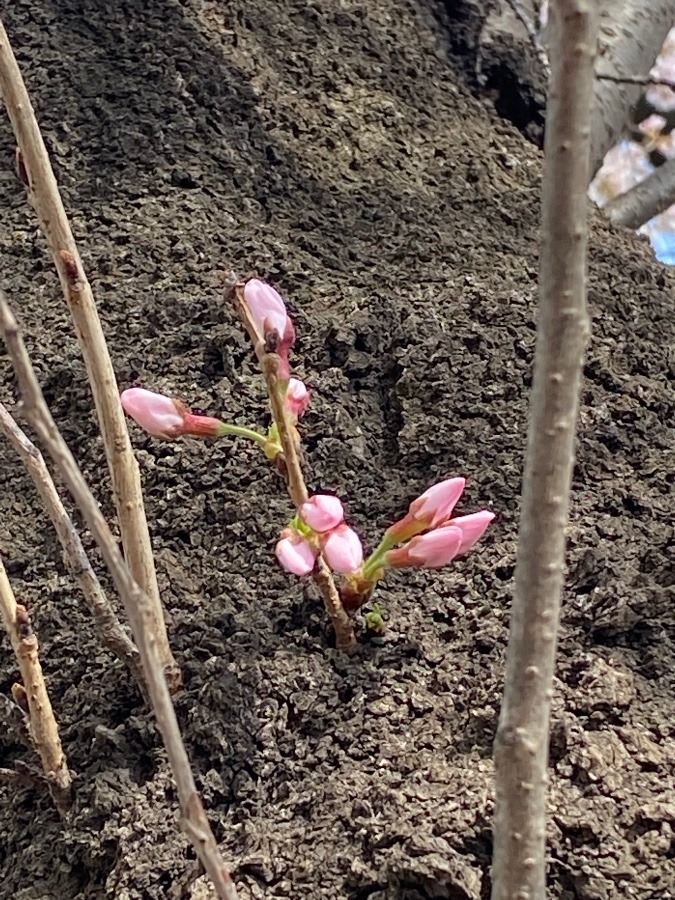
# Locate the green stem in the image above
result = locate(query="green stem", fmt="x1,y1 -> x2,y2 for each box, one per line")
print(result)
361,533 -> 397,581
216,422 -> 267,446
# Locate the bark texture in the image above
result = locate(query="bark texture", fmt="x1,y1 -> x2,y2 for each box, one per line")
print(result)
455,0 -> 675,174
491,1 -> 597,898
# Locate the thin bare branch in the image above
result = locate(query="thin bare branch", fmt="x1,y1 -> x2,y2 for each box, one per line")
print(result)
596,72 -> 675,91
491,1 -> 596,897
0,558 -> 72,814
603,155 -> 675,229
0,293 -> 238,900
226,273 -> 356,653
0,16 -> 179,688
0,403 -> 146,692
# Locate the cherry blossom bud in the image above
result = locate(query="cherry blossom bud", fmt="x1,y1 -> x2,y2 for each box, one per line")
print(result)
386,525 -> 463,569
322,525 -> 363,574
449,510 -> 496,556
275,534 -> 317,575
286,378 -> 310,418
300,495 -> 344,533
121,388 -> 222,439
121,388 -> 185,439
386,510 -> 494,569
411,477 -> 466,528
244,278 -> 288,339
243,278 -> 296,378
386,477 -> 466,543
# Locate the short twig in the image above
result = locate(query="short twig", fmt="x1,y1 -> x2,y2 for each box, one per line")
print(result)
596,72 -> 675,91
0,403 -> 146,694
226,273 -> 356,653
0,557 -> 73,815
0,293 -> 238,900
0,16 -> 179,688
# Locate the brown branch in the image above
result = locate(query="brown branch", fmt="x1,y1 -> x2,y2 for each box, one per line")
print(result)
0,403 -> 146,693
0,294 -> 238,900
226,273 -> 356,653
596,72 -> 675,91
0,558 -> 73,814
603,154 -> 675,229
0,16 -> 179,688
491,1 -> 596,898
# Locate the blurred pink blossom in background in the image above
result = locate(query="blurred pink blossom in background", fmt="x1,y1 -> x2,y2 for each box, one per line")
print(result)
647,28 -> 675,112
588,141 -> 655,208
589,25 -> 675,265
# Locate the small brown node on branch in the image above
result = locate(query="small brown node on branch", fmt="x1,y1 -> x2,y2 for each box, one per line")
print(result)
273,453 -> 288,477
15,147 -> 29,186
59,250 -> 85,292
15,603 -> 33,639
264,330 -> 281,354
11,682 -> 29,714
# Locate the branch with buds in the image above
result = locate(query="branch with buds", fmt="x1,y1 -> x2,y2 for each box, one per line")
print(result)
121,276 -> 495,645
0,556 -> 72,815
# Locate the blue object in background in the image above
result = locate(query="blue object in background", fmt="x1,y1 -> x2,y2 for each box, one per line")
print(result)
643,225 -> 675,265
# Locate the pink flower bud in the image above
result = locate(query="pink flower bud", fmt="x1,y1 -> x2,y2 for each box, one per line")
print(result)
121,388 -> 185,439
244,279 -> 288,340
386,525 -> 463,569
322,525 -> 363,574
386,476 -> 466,543
411,477 -> 466,528
243,278 -> 296,379
386,509 -> 495,569
121,388 -> 222,440
286,378 -> 310,418
275,534 -> 317,576
449,510 -> 496,556
300,495 -> 344,533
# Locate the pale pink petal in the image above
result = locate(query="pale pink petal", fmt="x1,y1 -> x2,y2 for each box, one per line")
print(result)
391,526 -> 463,568
286,378 -> 310,417
275,535 -> 316,575
411,477 -> 466,528
322,525 -> 363,574
300,495 -> 344,533
121,388 -> 184,439
244,278 -> 288,339
449,510 -> 496,555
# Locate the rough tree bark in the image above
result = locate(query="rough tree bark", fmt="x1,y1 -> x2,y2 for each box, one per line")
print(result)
464,0 -> 675,173
491,1 -> 596,898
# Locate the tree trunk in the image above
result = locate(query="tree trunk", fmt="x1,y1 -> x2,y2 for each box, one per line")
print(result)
444,0 -> 675,175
